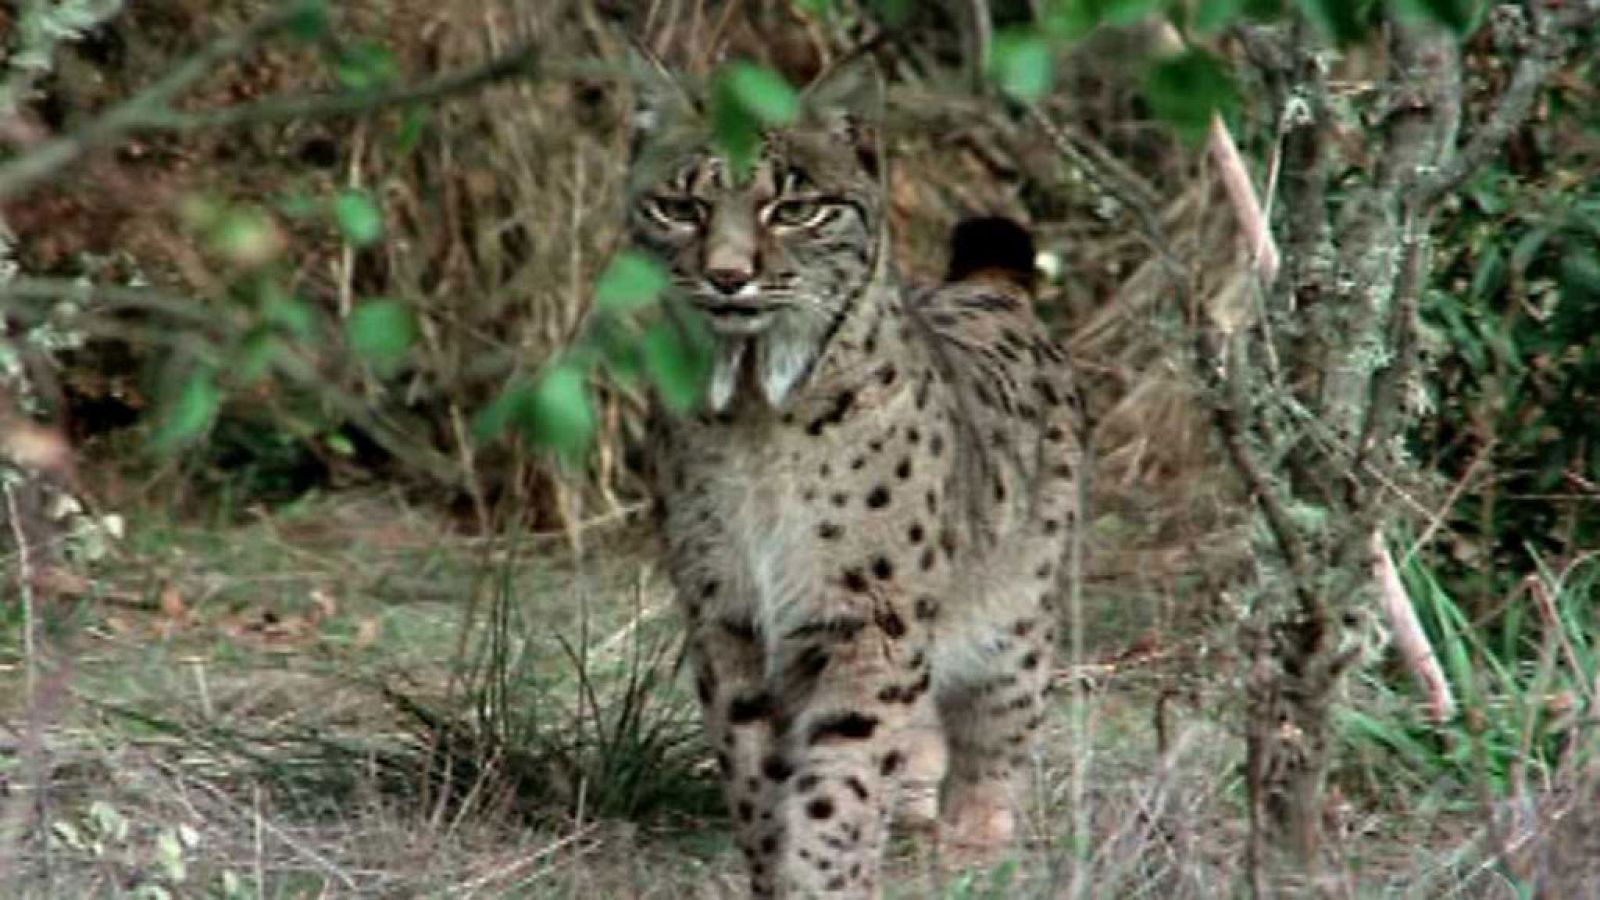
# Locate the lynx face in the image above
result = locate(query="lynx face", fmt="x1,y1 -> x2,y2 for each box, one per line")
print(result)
628,145 -> 878,339
626,64 -> 883,409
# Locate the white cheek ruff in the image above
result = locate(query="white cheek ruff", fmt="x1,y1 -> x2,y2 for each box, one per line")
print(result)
708,341 -> 746,413
759,331 -> 813,409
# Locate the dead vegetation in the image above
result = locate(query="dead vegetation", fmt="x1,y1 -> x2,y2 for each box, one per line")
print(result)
1,0 -> 1597,897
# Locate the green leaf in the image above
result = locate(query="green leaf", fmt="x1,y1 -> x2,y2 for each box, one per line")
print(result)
332,189 -> 384,247
1241,0 -> 1286,18
1099,0 -> 1163,25
1393,0 -> 1478,33
1510,227 -> 1551,274
153,369 -> 220,451
1142,50 -> 1239,145
710,62 -> 800,177
525,361 -> 597,463
207,207 -> 283,268
345,299 -> 415,372
261,295 -> 317,341
1469,245 -> 1504,300
1194,0 -> 1244,33
795,0 -> 835,17
237,330 -> 284,384
1560,247 -> 1600,301
869,0 -> 914,25
595,252 -> 670,314
710,86 -> 763,178
283,0 -> 329,41
722,62 -> 800,126
640,322 -> 710,413
1039,0 -> 1103,40
392,106 -> 428,157
988,30 -> 1053,102
473,380 -> 534,443
275,189 -> 321,219
1294,0 -> 1374,44
333,41 -> 399,92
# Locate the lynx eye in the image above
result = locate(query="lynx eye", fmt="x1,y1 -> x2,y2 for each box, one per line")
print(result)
646,195 -> 706,227
763,198 -> 828,230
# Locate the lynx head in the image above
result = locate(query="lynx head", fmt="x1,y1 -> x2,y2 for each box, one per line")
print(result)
625,52 -> 886,410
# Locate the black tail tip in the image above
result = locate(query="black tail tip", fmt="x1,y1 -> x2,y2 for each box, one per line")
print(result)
944,216 -> 1038,290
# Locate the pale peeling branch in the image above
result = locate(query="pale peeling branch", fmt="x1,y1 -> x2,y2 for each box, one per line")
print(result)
1154,23 -> 1281,284
1371,531 -> 1455,723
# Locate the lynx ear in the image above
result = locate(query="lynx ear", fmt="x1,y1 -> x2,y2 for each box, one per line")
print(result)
802,51 -> 884,124
802,52 -> 885,176
626,42 -> 695,136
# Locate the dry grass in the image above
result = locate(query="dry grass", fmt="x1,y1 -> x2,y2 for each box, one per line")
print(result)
1,491 -> 1581,898
7,2 -> 1597,897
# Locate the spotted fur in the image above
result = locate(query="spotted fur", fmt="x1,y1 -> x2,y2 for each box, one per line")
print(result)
630,54 -> 1085,899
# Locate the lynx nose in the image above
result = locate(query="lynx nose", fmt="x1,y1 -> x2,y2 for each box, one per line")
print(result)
706,267 -> 755,296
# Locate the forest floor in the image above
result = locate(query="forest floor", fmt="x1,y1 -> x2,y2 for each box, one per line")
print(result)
0,491 -> 1510,899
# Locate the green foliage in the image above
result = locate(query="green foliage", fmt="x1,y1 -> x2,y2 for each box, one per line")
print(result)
595,251 -> 670,315
200,204 -> 283,269
1293,0 -> 1379,44
639,320 -> 711,414
151,368 -> 220,452
479,250 -> 710,467
282,0 -> 330,42
1008,0 -> 1484,146
332,189 -> 384,247
710,61 -> 800,177
1142,50 -> 1239,144
1392,0 -> 1480,33
989,30 -> 1055,101
1338,548 -> 1596,804
1415,162 -> 1600,596
525,361 -> 597,465
48,801 -> 213,899
345,298 -> 415,374
332,40 -> 399,92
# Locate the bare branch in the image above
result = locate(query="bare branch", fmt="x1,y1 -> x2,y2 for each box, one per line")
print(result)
0,4 -> 297,202
0,10 -> 549,202
1414,1 -> 1593,207
1023,105 -> 1177,274
135,43 -> 546,133
1371,531 -> 1455,723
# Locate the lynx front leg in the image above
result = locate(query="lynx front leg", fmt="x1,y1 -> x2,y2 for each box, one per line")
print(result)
893,700 -> 946,831
765,599 -> 934,899
937,615 -> 1053,863
688,617 -> 784,897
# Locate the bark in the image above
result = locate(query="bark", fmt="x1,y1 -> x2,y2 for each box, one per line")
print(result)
1209,10 -> 1596,889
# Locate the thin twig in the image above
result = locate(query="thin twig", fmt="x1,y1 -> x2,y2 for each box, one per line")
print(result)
136,44 -> 549,133
0,14 -> 549,202
3,481 -> 37,701
0,4 -> 297,201
1414,1 -> 1569,207
161,763 -> 359,891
